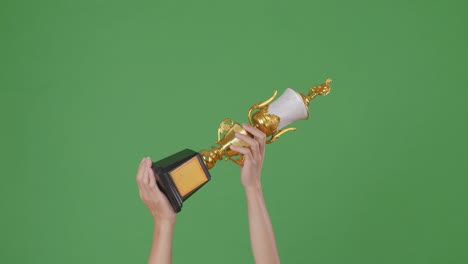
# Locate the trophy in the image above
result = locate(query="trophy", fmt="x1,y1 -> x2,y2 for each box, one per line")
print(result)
152,78 -> 332,212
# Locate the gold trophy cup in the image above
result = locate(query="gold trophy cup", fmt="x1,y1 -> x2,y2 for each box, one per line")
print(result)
152,78 -> 332,212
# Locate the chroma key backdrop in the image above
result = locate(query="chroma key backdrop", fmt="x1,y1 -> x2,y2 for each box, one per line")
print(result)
1,0 -> 467,263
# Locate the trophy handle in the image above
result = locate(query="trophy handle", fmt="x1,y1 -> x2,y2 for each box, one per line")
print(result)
266,127 -> 297,144
248,90 -> 278,125
217,118 -> 235,142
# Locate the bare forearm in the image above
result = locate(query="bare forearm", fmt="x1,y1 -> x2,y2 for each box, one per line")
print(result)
148,221 -> 175,264
136,157 -> 177,264
245,185 -> 280,264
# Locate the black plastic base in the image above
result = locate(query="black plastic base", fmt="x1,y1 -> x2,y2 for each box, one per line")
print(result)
151,149 -> 211,213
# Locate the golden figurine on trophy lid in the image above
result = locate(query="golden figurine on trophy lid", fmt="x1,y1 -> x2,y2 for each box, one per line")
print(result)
152,78 -> 332,212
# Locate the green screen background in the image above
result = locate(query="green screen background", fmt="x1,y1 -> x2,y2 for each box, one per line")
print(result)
1,0 -> 467,263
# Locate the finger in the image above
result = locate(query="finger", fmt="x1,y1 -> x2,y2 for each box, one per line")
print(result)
143,168 -> 153,193
230,145 -> 254,162
143,157 -> 152,187
143,158 -> 166,197
139,158 -> 149,188
242,124 -> 266,156
235,132 -> 260,160
136,157 -> 147,188
242,123 -> 266,142
146,159 -> 164,198
146,166 -> 167,202
148,163 -> 157,189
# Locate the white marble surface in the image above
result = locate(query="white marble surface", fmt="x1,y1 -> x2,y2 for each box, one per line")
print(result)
268,88 -> 308,129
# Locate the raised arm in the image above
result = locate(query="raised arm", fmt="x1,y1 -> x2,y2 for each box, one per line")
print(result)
136,157 -> 176,264
230,124 -> 281,264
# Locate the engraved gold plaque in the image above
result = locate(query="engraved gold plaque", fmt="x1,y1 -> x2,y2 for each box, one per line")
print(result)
169,156 -> 209,198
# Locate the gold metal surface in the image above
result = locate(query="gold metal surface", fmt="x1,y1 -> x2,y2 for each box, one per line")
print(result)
248,90 -> 278,125
251,107 -> 280,136
200,119 -> 250,169
199,78 -> 332,169
299,78 -> 332,118
266,127 -> 297,144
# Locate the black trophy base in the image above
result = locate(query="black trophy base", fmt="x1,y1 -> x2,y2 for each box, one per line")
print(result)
151,149 -> 211,213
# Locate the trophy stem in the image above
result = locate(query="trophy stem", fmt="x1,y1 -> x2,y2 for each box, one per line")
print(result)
199,147 -> 222,170
199,121 -> 252,169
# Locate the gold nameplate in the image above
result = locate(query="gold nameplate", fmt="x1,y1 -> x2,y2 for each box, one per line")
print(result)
169,156 -> 208,198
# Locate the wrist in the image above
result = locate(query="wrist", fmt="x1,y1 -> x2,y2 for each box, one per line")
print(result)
154,218 -> 176,230
243,182 -> 262,194
153,215 -> 176,227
